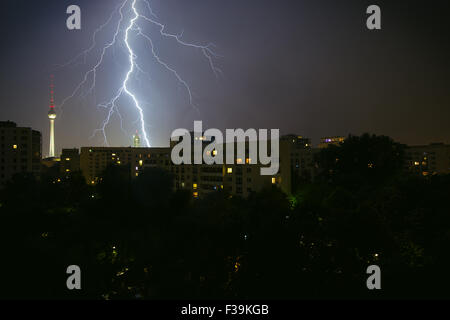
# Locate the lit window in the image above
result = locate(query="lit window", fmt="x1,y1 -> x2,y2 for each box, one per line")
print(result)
139,160 -> 143,166
13,145 -> 17,149
65,158 -> 70,161
272,177 -> 276,184
193,183 -> 197,189
246,158 -> 251,164
193,192 -> 199,198
414,161 -> 420,166
212,150 -> 217,156
227,167 -> 233,174
117,161 -> 121,164
237,158 -> 243,164
66,169 -> 70,172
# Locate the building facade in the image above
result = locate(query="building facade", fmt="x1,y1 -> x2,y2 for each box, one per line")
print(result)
405,143 -> 450,176
0,121 -> 41,186
60,148 -> 81,175
318,136 -> 345,149
78,144 -> 277,198
67,136 -> 450,198
80,147 -> 171,185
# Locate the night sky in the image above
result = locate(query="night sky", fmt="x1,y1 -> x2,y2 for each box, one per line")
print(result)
0,0 -> 449,156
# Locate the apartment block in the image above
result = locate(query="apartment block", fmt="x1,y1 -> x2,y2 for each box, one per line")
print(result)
405,143 -> 450,176
0,121 -> 41,186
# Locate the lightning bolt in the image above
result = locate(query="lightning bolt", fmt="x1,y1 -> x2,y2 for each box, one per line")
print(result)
57,0 -> 221,147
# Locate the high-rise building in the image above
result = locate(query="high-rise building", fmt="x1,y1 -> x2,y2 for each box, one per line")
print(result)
0,121 -> 42,187
47,76 -> 57,158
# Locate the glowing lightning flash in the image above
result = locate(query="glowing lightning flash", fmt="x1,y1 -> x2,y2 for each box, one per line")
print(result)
58,0 -> 221,147
123,0 -> 150,147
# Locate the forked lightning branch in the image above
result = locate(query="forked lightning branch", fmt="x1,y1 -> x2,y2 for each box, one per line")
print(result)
58,0 -> 221,147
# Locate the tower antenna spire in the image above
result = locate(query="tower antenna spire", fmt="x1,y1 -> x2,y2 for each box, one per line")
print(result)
50,74 -> 55,108
48,75 -> 57,157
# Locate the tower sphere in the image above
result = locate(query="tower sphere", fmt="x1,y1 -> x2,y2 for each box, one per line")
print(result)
48,108 -> 57,119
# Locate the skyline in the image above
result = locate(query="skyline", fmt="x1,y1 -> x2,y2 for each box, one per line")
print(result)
5,112 -> 450,159
1,0 -> 449,156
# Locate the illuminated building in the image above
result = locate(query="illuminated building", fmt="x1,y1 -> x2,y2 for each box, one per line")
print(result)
171,161 -> 273,198
318,136 -> 345,149
80,147 -> 171,184
405,143 -> 450,176
79,144 -> 274,198
0,121 -> 41,187
60,148 -> 80,174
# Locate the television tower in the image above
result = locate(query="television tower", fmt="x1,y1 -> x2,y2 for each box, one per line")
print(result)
133,131 -> 141,148
48,75 -> 56,157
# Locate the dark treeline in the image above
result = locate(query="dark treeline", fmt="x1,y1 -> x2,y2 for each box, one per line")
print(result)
0,133 -> 449,299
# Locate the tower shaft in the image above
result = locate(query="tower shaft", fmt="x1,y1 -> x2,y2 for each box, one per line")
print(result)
49,119 -> 55,157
